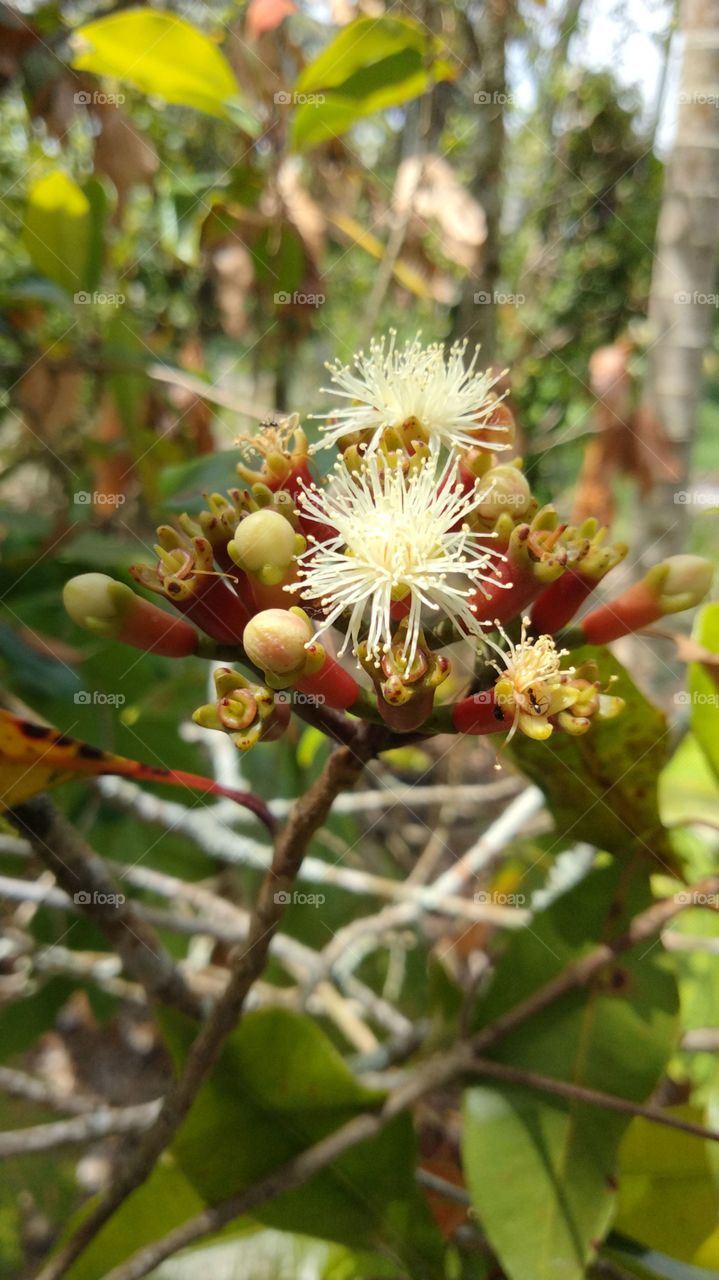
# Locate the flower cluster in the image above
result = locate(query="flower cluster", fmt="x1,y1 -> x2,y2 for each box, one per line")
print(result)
63,334 -> 713,749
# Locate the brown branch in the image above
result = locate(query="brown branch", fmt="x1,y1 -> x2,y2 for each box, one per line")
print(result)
470,1058 -> 719,1144
38,732 -> 376,1280
92,875 -> 719,1280
7,798 -> 204,1020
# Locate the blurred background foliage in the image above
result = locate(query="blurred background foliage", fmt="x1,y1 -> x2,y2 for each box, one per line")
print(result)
0,1 -> 718,1278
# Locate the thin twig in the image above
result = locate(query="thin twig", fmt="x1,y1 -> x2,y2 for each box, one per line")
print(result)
84,878 -> 719,1280
0,1068 -> 100,1116
75,777 -> 532,923
38,735 -> 377,1280
0,872 -> 411,1043
471,1058 -> 719,1144
0,1102 -> 160,1158
6,799 -> 204,1020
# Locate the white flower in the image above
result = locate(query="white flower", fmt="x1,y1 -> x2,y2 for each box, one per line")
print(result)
285,454 -> 504,668
312,331 -> 508,456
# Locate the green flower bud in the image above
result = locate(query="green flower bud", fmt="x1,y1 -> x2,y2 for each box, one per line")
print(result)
650,555 -> 714,612
63,573 -> 198,657
63,573 -> 133,636
228,510 -> 305,586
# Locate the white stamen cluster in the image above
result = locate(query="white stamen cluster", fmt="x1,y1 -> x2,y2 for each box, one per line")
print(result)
312,331 -> 508,456
286,454 -> 503,668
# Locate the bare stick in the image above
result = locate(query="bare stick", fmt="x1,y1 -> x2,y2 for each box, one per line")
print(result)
0,1102 -> 160,1158
0,1068 -> 101,1116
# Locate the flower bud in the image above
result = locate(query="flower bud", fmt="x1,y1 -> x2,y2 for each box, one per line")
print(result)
228,510 -> 304,586
192,668 -> 288,751
579,555 -> 714,645
650,555 -> 714,612
242,607 -> 323,688
63,573 -> 198,658
358,623 -> 450,731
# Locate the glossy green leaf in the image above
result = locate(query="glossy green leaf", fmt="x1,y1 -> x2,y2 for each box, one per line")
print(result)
163,1008 -> 444,1276
462,860 -> 679,1280
615,1108 -> 719,1266
23,172 -> 92,294
71,10 -> 240,119
688,603 -> 719,781
510,647 -> 673,864
291,17 -> 456,150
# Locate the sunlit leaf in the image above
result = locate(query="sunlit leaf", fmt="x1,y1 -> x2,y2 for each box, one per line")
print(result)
290,16 -> 456,150
71,10 -> 241,119
689,603 -> 719,781
614,1108 -> 719,1265
23,173 -> 92,295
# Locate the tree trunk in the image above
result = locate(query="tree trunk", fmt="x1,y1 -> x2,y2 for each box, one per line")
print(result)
451,0 -> 516,363
640,0 -> 719,553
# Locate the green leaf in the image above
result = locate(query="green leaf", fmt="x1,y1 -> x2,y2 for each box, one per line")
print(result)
162,1008 -> 444,1276
509,647 -> 672,863
291,17 -> 456,150
58,1157 -> 205,1280
614,1108 -> 719,1266
158,449 -> 243,512
0,977 -> 75,1061
71,10 -> 240,119
688,603 -> 719,781
462,860 -> 679,1280
659,732 -> 719,831
82,175 -> 110,294
23,172 -> 92,294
